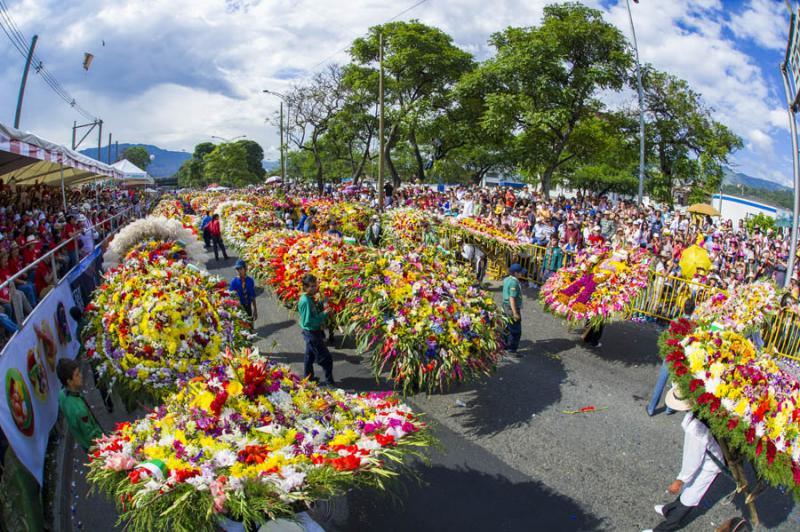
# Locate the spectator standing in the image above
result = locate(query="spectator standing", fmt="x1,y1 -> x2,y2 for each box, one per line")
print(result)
56,358 -> 104,452
207,214 -> 228,261
200,211 -> 212,250
230,260 -> 257,321
298,274 -> 334,385
502,263 -> 526,354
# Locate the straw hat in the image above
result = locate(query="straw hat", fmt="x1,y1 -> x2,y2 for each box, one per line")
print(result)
665,384 -> 692,412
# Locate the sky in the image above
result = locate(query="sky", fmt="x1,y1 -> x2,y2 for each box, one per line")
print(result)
0,0 -> 794,185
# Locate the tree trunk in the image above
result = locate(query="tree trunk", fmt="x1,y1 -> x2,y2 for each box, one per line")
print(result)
312,144 -> 324,194
409,130 -> 426,182
384,124 -> 401,186
353,130 -> 373,185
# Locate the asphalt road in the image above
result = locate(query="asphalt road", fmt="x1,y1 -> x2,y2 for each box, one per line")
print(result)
67,251 -> 800,532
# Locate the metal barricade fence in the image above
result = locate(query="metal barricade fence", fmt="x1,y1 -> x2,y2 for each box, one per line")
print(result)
628,270 -> 721,322
764,308 -> 800,361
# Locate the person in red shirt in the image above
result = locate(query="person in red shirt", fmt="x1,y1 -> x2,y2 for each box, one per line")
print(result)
207,214 -> 228,261
62,214 -> 79,268
587,226 -> 605,247
22,235 -> 41,266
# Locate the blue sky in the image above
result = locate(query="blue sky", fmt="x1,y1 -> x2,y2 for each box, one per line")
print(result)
0,0 -> 794,185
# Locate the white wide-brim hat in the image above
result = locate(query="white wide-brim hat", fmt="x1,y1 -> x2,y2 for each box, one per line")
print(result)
665,384 -> 692,412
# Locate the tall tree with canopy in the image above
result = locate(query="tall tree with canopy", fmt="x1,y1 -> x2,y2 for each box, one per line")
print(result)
640,66 -> 743,205
349,20 -> 474,185
470,3 -> 632,196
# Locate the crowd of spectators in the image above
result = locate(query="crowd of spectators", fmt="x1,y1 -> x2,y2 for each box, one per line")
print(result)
0,182 -> 147,340
276,181 -> 793,293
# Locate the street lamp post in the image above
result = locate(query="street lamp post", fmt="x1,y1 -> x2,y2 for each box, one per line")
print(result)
626,0 -> 646,207
262,89 -> 288,182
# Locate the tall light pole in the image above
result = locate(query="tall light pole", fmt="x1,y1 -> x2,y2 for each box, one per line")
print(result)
262,89 -> 288,182
781,2 -> 800,288
14,34 -> 38,129
626,0 -> 646,206
378,32 -> 385,211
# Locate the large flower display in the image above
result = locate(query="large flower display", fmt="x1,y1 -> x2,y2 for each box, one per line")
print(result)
336,248 -> 506,395
540,246 -> 652,328
216,200 -> 282,251
383,208 -> 435,246
694,280 -> 779,334
87,348 -> 432,532
446,216 -> 522,249
660,319 -> 800,500
85,241 -> 253,405
315,202 -> 375,239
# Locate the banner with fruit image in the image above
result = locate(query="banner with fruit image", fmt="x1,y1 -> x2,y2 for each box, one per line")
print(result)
0,280 -> 81,484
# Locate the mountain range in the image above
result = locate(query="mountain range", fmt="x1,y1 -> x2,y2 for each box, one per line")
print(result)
722,167 -> 790,192
79,143 -> 279,178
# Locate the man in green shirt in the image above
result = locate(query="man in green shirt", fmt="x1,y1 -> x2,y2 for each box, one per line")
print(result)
502,263 -> 526,353
56,359 -> 104,452
298,274 -> 335,385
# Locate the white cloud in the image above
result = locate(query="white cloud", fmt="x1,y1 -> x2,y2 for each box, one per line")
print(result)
728,0 -> 787,51
0,0 -> 793,185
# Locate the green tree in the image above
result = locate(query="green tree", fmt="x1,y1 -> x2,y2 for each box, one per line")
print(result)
641,66 -> 743,205
175,158 -> 204,188
121,146 -> 151,170
193,142 -> 215,161
285,64 -> 348,192
469,3 -> 632,196
202,143 -> 258,187
235,139 -> 266,181
745,213 -> 776,234
349,20 -> 474,184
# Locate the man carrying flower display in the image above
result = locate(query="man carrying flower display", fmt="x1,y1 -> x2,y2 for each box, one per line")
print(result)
56,358 -> 104,452
503,263 -> 526,354
230,259 -> 257,322
298,274 -> 335,385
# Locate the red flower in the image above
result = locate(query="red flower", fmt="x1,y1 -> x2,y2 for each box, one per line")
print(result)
375,433 -> 395,447
331,454 -> 361,471
793,464 -> 800,486
727,418 -> 739,430
689,379 -> 704,392
173,468 -> 201,483
746,426 -> 756,445
767,440 -> 777,465
675,365 -> 688,377
210,390 -> 228,417
756,438 -> 763,457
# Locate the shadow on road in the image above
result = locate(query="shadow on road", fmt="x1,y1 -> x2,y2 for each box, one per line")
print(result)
340,464 -> 604,532
451,350 -> 568,436
587,321 -> 663,367
255,319 -> 295,338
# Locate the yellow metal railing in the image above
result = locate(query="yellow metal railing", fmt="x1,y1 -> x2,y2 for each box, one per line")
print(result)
429,225 -> 800,359
628,271 -> 722,322
764,308 -> 800,361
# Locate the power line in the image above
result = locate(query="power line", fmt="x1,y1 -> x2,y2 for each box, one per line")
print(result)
0,0 -> 99,123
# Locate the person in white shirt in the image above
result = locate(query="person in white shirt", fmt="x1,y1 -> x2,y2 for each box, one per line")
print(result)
644,385 -> 723,532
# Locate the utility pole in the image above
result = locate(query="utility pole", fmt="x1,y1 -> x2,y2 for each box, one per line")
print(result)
279,101 -> 286,181
782,7 -> 800,287
378,32 -> 385,211
14,34 -> 38,129
284,105 -> 290,182
626,0 -> 646,206
107,133 -> 112,163
115,141 -> 119,162
97,120 -> 103,162
72,121 -> 77,150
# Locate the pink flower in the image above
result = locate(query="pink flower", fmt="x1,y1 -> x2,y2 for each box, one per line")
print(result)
106,453 -> 136,471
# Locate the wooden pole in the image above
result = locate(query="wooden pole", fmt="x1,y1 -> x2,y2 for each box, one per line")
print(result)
378,32 -> 385,212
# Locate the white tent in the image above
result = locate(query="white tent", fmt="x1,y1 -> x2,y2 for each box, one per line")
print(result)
0,121 -> 123,186
111,159 -> 154,185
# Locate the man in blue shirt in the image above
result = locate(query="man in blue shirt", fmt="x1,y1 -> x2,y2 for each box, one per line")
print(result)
230,259 -> 257,321
200,210 -> 212,250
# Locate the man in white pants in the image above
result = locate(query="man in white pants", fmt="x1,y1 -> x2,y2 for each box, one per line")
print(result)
644,385 -> 723,531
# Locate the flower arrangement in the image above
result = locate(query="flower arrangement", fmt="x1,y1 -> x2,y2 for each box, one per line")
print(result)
85,241 -> 253,405
336,248 -> 506,395
87,348 -> 432,531
315,202 -> 375,239
446,216 -> 522,249
216,201 -> 282,251
694,280 -> 779,334
383,208 -> 434,246
151,200 -> 199,235
660,319 -> 800,500
540,246 -> 652,328
102,216 -> 208,268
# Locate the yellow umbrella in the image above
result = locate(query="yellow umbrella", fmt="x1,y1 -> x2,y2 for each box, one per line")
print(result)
687,203 -> 720,217
679,244 -> 712,279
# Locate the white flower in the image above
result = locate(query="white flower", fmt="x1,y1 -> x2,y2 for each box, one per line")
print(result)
213,449 -> 237,468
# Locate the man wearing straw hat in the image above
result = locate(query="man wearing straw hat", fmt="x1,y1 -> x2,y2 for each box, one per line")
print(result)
643,385 -> 723,531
